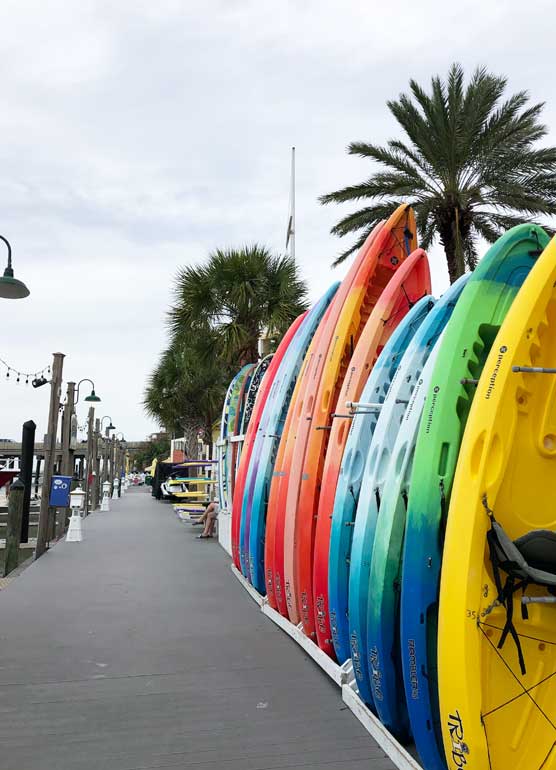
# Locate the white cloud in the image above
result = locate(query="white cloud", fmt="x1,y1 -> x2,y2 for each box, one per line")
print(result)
0,0 -> 554,438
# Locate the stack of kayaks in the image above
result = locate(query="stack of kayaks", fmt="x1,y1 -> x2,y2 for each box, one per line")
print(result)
218,364 -> 255,512
220,213 -> 556,770
172,460 -> 219,521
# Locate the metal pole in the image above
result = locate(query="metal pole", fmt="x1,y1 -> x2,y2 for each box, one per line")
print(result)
290,146 -> 295,260
36,352 -> 65,559
34,456 -> 41,499
20,420 -> 36,543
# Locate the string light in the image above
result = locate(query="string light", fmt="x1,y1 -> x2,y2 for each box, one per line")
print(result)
0,357 -> 50,385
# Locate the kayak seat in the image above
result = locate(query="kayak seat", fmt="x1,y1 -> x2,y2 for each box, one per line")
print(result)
482,495 -> 556,675
492,523 -> 556,587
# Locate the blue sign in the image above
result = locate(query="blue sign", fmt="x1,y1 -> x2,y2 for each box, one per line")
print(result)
49,475 -> 72,507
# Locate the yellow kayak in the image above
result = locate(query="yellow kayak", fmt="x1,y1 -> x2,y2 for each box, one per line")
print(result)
438,236 -> 556,769
172,491 -> 211,499
167,478 -> 216,486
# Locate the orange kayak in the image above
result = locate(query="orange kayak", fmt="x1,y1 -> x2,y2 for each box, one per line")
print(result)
312,247 -> 431,657
286,204 -> 418,628
266,285 -> 351,616
231,314 -> 304,570
268,222 -> 385,619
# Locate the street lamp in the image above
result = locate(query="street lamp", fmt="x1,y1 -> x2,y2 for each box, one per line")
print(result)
0,235 -> 30,299
75,378 -> 101,404
101,416 -> 115,433
115,432 -> 125,442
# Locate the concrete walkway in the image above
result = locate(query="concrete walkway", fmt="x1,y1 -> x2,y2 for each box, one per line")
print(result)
0,489 -> 396,770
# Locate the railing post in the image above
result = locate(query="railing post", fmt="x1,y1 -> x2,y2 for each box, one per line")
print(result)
20,420 -> 36,544
4,478 -> 24,576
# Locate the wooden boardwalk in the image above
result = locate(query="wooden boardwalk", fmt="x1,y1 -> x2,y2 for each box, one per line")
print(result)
0,489 -> 396,770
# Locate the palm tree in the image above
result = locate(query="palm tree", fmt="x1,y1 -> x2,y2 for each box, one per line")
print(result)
144,337 -> 228,444
320,64 -> 556,281
169,245 -> 308,364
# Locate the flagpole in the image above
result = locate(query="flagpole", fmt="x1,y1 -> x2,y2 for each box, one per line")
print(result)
290,146 -> 295,260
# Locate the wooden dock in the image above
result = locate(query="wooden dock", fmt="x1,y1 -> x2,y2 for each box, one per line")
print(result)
0,488 -> 396,770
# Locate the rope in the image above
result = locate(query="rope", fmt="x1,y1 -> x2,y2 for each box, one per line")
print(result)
0,356 -> 51,384
478,622 -> 556,732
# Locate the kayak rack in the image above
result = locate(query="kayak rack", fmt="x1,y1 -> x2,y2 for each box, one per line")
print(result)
513,365 -> 556,374
229,562 -> 424,770
345,401 -> 383,414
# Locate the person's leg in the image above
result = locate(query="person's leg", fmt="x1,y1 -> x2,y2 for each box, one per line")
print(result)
206,510 -> 217,536
192,509 -> 207,525
197,503 -> 217,537
200,510 -> 215,537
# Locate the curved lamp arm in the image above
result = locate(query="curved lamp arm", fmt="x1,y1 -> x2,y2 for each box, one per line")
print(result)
0,234 -> 30,299
75,376 -> 100,404
0,235 -> 13,272
100,415 -> 115,433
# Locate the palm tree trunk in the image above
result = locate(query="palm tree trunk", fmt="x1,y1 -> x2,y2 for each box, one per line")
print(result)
438,208 -> 466,283
438,233 -> 460,283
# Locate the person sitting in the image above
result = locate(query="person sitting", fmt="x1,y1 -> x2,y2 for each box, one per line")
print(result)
194,500 -> 219,539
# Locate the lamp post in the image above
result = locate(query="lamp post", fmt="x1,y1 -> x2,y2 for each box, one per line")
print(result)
92,418 -> 101,510
75,378 -> 101,405
0,235 -> 30,299
100,416 -> 115,433
100,416 -> 115,486
62,377 -> 100,520
115,433 -> 126,495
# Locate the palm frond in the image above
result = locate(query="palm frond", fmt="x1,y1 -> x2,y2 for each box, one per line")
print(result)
321,62 -> 556,280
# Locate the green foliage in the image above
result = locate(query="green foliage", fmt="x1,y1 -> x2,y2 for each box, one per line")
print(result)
321,63 -> 556,281
169,245 -> 308,363
131,437 -> 170,471
143,333 -> 228,443
144,244 -> 308,441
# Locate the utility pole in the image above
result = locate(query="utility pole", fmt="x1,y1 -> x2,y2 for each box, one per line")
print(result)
36,352 -> 65,559
83,407 -> 94,515
92,418 -> 100,510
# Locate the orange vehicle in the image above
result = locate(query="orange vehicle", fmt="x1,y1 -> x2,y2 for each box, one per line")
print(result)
285,204 -> 418,627
311,247 -> 431,657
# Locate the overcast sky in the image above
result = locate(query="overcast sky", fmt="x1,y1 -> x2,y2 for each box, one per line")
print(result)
1,0 -> 554,441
